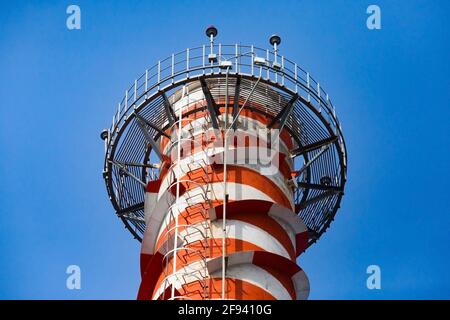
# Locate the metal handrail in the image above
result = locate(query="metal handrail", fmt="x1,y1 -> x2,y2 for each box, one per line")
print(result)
161,246 -> 208,276
162,198 -> 208,231
162,223 -> 209,247
165,94 -> 210,136
167,179 -> 208,196
167,160 -> 211,183
104,43 -> 343,159
160,125 -> 213,300
159,268 -> 209,300
162,246 -> 208,269
165,138 -> 208,162
162,179 -> 210,240
167,117 -> 212,145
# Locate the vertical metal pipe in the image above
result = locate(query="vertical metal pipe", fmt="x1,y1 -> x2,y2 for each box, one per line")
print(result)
171,85 -> 185,299
273,42 -> 278,64
235,44 -> 238,74
210,36 -> 214,68
171,54 -> 175,76
251,45 -> 254,76
157,60 -> 161,90
317,82 -> 321,107
202,45 -> 206,75
145,69 -> 148,95
210,34 -> 214,54
222,68 -> 230,300
294,63 -> 298,93
186,48 -> 190,77
307,72 -> 311,102
171,54 -> 175,84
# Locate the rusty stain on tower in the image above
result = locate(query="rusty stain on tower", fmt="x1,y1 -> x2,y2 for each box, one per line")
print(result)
101,27 -> 347,300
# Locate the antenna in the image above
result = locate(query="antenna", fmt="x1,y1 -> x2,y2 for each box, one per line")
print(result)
206,25 -> 218,62
270,34 -> 281,69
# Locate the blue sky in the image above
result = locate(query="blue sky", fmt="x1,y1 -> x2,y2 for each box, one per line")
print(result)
0,0 -> 449,299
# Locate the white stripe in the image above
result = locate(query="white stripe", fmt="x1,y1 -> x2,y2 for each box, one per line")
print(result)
142,191 -> 174,254
155,217 -> 291,260
154,182 -> 276,247
152,260 -> 292,300
152,260 -> 207,300
163,114 -> 293,159
210,264 -> 292,300
268,203 -> 307,234
157,149 -> 294,209
271,216 -> 296,248
211,220 -> 291,260
292,270 -> 310,300
268,203 -> 308,251
172,88 -> 204,114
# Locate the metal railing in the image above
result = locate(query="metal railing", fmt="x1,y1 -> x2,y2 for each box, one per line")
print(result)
102,42 -> 348,251
104,43 -> 345,161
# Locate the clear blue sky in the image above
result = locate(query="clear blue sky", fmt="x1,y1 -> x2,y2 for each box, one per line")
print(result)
0,0 -> 449,299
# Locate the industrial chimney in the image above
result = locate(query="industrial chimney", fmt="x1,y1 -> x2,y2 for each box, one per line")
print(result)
101,27 -> 347,300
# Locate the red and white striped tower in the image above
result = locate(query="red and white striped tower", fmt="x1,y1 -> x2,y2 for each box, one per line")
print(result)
102,27 -> 347,300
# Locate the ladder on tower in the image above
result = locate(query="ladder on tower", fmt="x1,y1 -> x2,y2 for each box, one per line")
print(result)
159,119 -> 216,300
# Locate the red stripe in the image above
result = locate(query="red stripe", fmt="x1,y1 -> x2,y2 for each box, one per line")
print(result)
151,239 -> 264,295
213,205 -> 296,260
166,164 -> 293,209
153,278 -> 276,300
159,103 -> 294,152
137,252 -> 164,300
146,179 -> 162,193
252,251 -> 301,278
295,232 -> 309,256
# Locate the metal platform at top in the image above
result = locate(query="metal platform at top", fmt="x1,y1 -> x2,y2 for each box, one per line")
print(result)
101,42 -> 347,251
